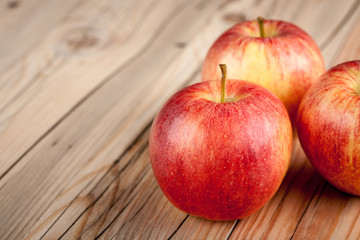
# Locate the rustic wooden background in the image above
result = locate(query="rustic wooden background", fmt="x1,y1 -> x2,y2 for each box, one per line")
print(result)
0,0 -> 360,239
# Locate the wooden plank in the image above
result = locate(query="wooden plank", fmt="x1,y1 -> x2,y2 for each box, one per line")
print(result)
36,0 -> 360,239
0,0 -> 359,239
60,130 -> 188,239
319,0 -> 360,67
0,0 -> 356,180
0,0 -> 230,238
169,216 -> 235,239
0,0 -> 82,74
26,127 -> 188,239
0,0 -> 189,178
291,184 -> 355,240
333,11 -> 360,65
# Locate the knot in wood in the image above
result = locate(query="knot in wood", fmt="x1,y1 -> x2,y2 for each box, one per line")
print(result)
223,13 -> 246,23
58,26 -> 109,55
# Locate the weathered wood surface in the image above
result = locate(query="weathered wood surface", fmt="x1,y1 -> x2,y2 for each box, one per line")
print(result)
0,0 -> 360,239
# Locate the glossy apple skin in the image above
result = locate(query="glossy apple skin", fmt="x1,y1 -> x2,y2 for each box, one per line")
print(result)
202,19 -> 325,125
149,80 -> 292,220
297,60 -> 360,196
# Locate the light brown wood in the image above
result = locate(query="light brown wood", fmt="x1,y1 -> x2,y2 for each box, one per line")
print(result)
334,11 -> 360,65
0,0 -> 360,239
0,0 -> 191,177
0,0 -> 82,74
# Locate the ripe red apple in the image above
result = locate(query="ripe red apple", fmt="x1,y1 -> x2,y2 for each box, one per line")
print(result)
297,60 -> 360,196
149,65 -> 293,220
202,17 -> 325,125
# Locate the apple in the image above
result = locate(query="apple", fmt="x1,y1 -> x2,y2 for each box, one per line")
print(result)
297,60 -> 360,196
149,65 -> 293,220
201,17 -> 325,125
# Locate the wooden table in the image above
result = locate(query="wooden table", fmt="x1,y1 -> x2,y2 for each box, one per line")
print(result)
1,0 -> 360,239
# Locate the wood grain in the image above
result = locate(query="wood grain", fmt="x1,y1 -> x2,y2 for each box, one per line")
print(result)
334,11 -> 360,65
0,0 -> 360,239
0,0 -> 228,238
0,0 -> 82,74
0,0 -> 186,177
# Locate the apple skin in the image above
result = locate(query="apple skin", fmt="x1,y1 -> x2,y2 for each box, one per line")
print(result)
297,60 -> 360,196
201,19 -> 325,125
149,80 -> 292,220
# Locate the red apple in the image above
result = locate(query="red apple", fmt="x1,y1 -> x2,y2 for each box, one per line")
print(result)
202,17 -> 325,125
297,60 -> 360,196
149,66 -> 292,220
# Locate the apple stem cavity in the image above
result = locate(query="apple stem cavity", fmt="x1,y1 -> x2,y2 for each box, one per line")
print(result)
257,17 -> 265,38
220,64 -> 227,103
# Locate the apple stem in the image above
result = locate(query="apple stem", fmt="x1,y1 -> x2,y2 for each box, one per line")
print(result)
220,64 -> 227,103
257,17 -> 265,38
